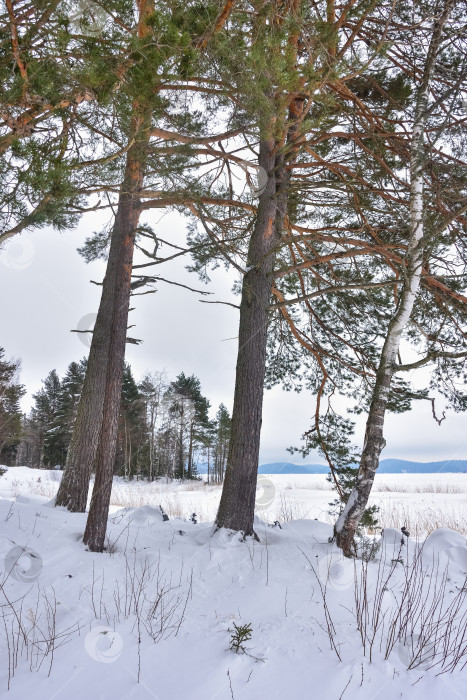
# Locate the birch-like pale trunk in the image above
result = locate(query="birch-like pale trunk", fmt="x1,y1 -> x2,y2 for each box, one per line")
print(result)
334,1 -> 453,557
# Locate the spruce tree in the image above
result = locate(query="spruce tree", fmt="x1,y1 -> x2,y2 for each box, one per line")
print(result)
30,369 -> 62,467
43,359 -> 87,468
0,348 -> 25,465
115,363 -> 146,479
213,403 -> 231,483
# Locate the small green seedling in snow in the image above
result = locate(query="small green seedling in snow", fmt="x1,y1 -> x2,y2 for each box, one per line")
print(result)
229,623 -> 253,654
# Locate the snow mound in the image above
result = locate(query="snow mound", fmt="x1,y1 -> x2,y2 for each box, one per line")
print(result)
378,528 -> 408,562
381,527 -> 405,545
116,504 -> 168,526
424,527 -> 466,551
423,527 -> 467,568
15,495 -> 37,505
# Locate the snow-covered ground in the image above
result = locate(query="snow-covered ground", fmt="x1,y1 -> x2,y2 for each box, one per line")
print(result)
1,466 -> 466,699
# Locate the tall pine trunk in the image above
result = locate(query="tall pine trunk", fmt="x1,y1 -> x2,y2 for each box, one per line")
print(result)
55,199 -> 133,510
55,1 -> 154,522
334,1 -> 453,557
82,111 -> 151,551
215,138 -> 285,536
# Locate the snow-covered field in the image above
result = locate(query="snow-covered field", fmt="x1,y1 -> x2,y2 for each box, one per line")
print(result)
4,467 -> 467,535
1,466 -> 466,699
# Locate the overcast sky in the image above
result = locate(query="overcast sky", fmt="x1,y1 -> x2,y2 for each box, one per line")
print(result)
1,209 -> 466,466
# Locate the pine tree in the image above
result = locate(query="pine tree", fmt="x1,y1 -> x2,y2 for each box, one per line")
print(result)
334,0 -> 467,556
55,0 -> 236,552
203,0 -> 383,537
138,371 -> 168,480
165,373 -> 210,479
0,1 -> 113,243
186,0 -> 467,539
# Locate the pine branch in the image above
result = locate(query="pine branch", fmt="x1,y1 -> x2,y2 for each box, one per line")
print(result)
395,350 -> 467,372
269,280 -> 398,309
130,275 -> 213,296
200,300 -> 239,310
150,127 -> 245,145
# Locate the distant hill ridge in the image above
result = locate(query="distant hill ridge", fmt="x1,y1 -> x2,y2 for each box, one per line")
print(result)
196,459 -> 467,474
256,459 -> 467,474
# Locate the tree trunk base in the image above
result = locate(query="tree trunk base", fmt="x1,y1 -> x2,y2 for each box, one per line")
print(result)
335,525 -> 357,558
214,525 -> 260,543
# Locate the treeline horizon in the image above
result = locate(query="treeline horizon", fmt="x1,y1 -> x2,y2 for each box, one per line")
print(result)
0,348 -> 231,483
